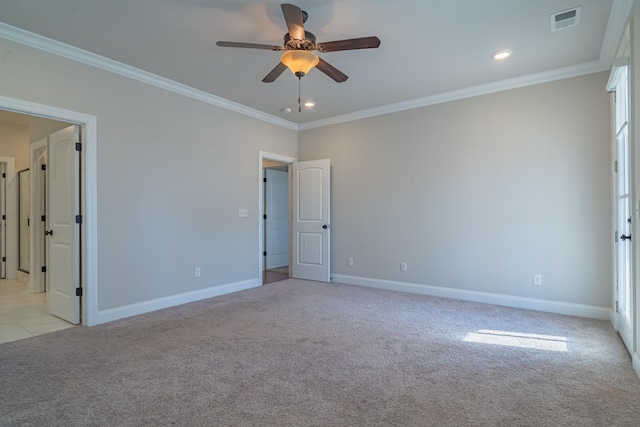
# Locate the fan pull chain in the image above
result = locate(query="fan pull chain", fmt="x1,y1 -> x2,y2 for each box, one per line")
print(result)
298,77 -> 301,113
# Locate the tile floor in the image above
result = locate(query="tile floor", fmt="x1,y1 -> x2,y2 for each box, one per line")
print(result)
0,279 -> 75,344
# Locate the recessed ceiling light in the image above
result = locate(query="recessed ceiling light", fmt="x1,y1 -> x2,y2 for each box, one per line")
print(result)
281,107 -> 292,114
304,101 -> 315,108
492,50 -> 512,60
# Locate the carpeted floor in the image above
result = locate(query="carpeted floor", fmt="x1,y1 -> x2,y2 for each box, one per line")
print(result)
1,279 -> 639,426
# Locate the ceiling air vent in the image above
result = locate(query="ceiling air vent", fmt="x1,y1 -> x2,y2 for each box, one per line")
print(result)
551,7 -> 581,32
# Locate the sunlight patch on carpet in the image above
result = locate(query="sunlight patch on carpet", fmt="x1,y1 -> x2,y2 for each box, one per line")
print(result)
463,330 -> 568,352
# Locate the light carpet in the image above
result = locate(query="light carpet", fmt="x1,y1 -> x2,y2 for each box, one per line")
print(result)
1,279 -> 639,426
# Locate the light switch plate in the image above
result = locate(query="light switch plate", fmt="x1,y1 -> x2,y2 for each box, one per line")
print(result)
238,208 -> 249,218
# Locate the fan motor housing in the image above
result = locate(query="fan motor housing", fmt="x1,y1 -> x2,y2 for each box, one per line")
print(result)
284,31 -> 316,50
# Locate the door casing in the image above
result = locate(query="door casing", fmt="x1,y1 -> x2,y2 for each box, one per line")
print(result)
0,157 -> 16,280
29,139 -> 47,294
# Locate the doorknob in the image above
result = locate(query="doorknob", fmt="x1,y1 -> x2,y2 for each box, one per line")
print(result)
322,225 -> 329,229
45,230 -> 53,236
620,234 -> 631,241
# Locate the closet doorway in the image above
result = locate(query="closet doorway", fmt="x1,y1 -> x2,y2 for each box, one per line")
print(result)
262,158 -> 291,285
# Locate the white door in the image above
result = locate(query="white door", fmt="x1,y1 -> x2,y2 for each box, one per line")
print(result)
265,168 -> 289,269
29,142 -> 47,294
18,169 -> 30,273
0,163 -> 5,279
292,159 -> 330,282
615,127 -> 633,352
47,125 -> 80,324
610,59 -> 633,353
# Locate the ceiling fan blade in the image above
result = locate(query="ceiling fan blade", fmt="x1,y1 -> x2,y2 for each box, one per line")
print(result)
216,41 -> 283,51
281,3 -> 305,40
315,58 -> 348,83
316,36 -> 381,53
262,62 -> 288,83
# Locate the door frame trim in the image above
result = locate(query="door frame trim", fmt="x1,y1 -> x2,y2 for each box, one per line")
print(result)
0,157 -> 16,280
258,151 -> 296,285
0,95 -> 97,326
28,140 -> 46,293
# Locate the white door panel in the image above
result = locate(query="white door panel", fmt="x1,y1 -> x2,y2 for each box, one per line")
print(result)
292,159 -> 330,282
610,59 -> 633,354
0,163 -> 5,279
265,168 -> 289,269
47,125 -> 80,324
615,127 -> 633,353
29,143 -> 47,294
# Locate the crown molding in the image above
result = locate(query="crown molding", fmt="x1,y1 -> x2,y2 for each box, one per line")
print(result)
299,59 -> 609,131
0,0 -> 633,133
300,0 -> 634,131
0,22 -> 298,131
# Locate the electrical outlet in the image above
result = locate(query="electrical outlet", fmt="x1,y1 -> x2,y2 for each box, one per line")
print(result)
401,262 -> 408,272
195,267 -> 201,277
533,274 -> 542,286
347,258 -> 354,267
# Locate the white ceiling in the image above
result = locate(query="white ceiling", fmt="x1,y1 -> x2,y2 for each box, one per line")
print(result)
0,1 -> 632,127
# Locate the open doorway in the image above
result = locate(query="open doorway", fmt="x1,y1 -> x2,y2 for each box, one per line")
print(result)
262,158 -> 291,285
259,152 -> 296,285
258,152 -> 332,285
0,109 -> 82,342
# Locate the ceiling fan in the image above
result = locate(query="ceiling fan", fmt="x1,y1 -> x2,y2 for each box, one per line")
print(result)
216,3 -> 381,83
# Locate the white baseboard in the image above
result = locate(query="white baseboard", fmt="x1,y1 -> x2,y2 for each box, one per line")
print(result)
331,274 -> 611,320
93,278 -> 260,325
634,353 -> 640,380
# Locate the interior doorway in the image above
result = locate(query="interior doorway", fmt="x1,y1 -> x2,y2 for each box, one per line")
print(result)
262,158 -> 291,285
258,152 -> 332,285
0,108 -> 84,342
259,152 -> 295,285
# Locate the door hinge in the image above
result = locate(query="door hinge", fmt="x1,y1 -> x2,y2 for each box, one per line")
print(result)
75,287 -> 83,297
263,251 -> 267,256
614,161 -> 618,173
615,301 -> 619,313
41,215 -> 46,222
2,215 -> 5,221
1,173 -> 5,178
263,177 -> 267,183
263,214 -> 267,219
41,266 -> 46,273
75,215 -> 83,224
75,142 -> 82,151
41,164 -> 46,171
2,257 -> 5,263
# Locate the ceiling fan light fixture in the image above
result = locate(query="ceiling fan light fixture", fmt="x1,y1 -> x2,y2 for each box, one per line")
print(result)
281,50 -> 319,77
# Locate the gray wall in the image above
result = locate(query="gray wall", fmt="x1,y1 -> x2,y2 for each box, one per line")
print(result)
0,34 -> 614,317
0,37 -> 298,311
300,72 -> 612,308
